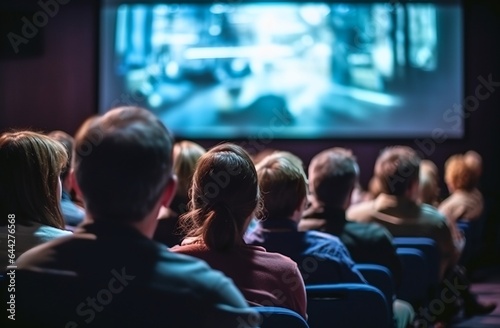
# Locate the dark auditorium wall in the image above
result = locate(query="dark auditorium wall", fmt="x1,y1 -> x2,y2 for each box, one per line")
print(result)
1,0 -> 499,262
0,0 -> 98,134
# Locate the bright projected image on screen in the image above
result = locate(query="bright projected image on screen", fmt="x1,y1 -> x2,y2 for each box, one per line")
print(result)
100,1 -> 463,139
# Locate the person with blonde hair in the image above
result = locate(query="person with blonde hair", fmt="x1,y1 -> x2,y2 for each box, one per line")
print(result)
154,140 -> 206,247
48,130 -> 86,227
0,131 -> 72,268
418,159 -> 441,207
173,143 -> 307,319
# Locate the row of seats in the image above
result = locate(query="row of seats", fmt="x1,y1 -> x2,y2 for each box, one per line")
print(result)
1,237 -> 439,327
254,236 -> 440,328
216,283 -> 391,328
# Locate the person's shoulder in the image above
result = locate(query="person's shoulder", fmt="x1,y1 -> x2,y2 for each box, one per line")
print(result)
34,224 -> 73,241
306,229 -> 343,243
157,246 -> 216,271
298,218 -> 326,232
420,203 -> 446,220
346,200 -> 375,222
15,233 -> 76,268
418,203 -> 451,231
154,245 -> 245,292
345,220 -> 392,240
438,192 -> 459,209
246,244 -> 299,269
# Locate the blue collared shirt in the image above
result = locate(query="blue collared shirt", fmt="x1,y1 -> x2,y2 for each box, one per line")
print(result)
245,219 -> 366,285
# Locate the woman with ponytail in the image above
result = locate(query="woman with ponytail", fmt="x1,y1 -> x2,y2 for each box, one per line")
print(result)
172,143 -> 307,319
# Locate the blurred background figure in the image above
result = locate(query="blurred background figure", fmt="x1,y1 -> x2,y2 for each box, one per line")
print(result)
439,153 -> 483,235
154,140 -> 206,247
418,159 -> 441,207
439,151 -> 485,274
0,131 -> 72,268
48,130 -> 86,228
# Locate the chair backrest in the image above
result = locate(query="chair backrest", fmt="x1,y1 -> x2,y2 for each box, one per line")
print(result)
457,217 -> 485,267
252,306 -> 309,328
392,237 -> 439,278
354,263 -> 395,320
392,237 -> 440,298
306,283 -> 393,328
6,269 -> 260,328
395,247 -> 430,309
205,303 -> 262,328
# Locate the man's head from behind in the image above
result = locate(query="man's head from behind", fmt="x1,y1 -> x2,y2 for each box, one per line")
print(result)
373,146 -> 421,197
256,152 -> 308,221
308,148 -> 359,210
73,107 -> 175,223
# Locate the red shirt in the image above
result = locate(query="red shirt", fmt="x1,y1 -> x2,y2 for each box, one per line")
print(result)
172,242 -> 307,319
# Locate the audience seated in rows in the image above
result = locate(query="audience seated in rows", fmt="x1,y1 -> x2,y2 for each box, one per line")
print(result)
246,151 -> 366,285
300,147 -> 403,286
0,131 -> 72,269
48,130 -> 86,228
6,107 -> 251,327
347,145 -> 496,326
172,144 -> 307,319
154,140 -> 206,247
2,114 -> 495,328
298,147 -> 414,328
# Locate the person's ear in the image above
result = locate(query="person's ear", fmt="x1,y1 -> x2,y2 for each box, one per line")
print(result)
160,174 -> 178,209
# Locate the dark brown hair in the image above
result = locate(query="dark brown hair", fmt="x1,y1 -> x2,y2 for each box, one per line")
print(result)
373,146 -> 421,196
0,131 -> 67,228
181,143 -> 261,251
73,107 -> 174,222
309,147 -> 359,208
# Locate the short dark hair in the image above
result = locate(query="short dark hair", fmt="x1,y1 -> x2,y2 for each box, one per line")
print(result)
181,143 -> 261,251
308,148 -> 359,208
73,107 -> 174,222
374,146 -> 420,196
256,154 -> 307,220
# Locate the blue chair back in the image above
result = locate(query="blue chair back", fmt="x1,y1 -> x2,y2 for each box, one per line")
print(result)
306,283 -> 393,328
395,247 -> 430,308
206,303 -> 261,328
392,237 -> 439,276
457,217 -> 485,267
252,306 -> 309,328
355,263 -> 395,322
393,237 -> 440,299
